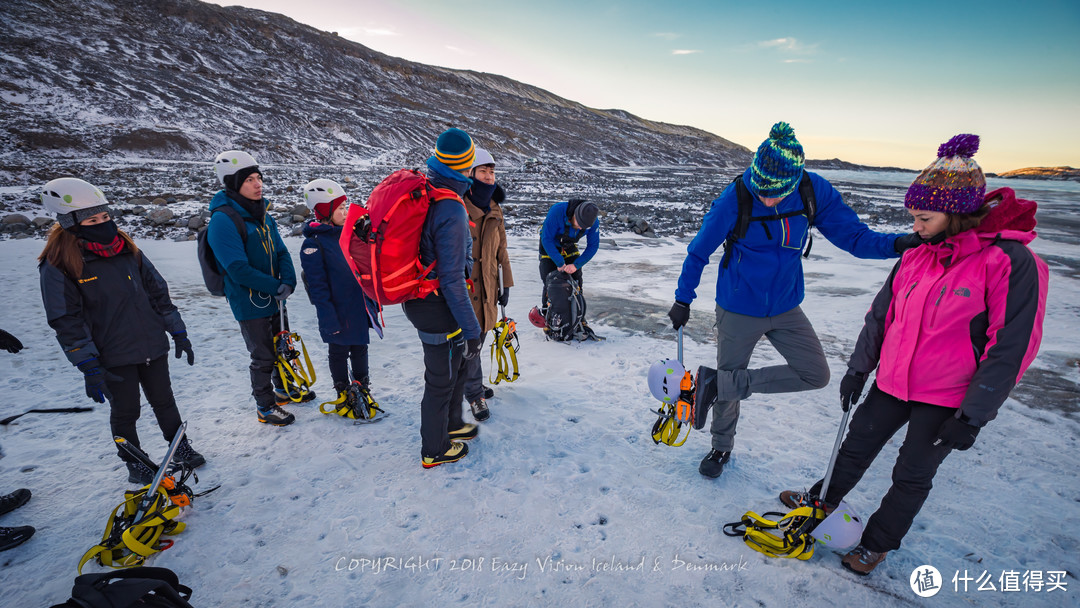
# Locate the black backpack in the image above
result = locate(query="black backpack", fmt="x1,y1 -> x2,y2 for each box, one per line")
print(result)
720,173 -> 816,269
50,567 -> 193,608
197,206 -> 248,296
544,271 -> 586,341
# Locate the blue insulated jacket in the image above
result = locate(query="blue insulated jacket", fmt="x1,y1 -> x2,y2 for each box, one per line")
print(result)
413,164 -> 482,340
675,169 -> 901,317
539,201 -> 600,267
300,221 -> 380,345
206,190 -> 296,321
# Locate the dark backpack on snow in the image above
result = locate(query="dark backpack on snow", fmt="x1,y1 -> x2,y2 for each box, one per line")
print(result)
49,566 -> 194,608
721,174 -> 816,269
544,271 -> 586,342
197,206 -> 248,296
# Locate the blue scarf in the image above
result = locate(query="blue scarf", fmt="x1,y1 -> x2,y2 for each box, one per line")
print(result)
426,156 -> 472,194
467,181 -> 497,213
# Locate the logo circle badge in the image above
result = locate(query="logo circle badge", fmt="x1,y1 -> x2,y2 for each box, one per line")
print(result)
910,565 -> 942,597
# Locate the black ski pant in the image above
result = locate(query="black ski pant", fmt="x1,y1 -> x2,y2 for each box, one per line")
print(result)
328,343 -> 369,390
539,254 -> 581,311
105,355 -> 184,463
808,384 -> 956,553
238,307 -> 287,410
417,336 -> 467,459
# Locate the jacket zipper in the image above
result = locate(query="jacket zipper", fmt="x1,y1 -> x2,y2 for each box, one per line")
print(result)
930,284 -> 947,325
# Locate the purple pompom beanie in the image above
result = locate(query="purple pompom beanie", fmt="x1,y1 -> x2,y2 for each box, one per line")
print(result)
904,134 -> 986,214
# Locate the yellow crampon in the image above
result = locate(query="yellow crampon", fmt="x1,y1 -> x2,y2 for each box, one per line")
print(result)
488,317 -> 520,385
319,381 -> 385,422
722,506 -> 827,560
78,482 -> 189,574
274,329 -> 316,402
651,370 -> 695,446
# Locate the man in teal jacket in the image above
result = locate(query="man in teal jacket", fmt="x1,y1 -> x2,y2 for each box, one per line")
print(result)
668,122 -> 923,478
207,150 -> 302,426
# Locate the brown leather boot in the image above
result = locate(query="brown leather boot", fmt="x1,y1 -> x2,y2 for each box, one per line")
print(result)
841,545 -> 888,575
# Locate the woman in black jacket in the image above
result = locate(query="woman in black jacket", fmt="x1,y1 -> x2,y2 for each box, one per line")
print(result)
38,178 -> 205,484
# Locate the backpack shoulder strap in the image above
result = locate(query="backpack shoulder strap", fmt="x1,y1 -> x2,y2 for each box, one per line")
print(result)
798,172 -> 815,227
212,206 -> 248,244
721,176 -> 754,269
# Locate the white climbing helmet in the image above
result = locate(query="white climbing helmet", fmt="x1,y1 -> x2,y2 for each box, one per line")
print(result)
811,501 -> 864,551
301,178 -> 347,212
213,150 -> 258,187
470,147 -> 495,170
40,177 -> 112,229
647,358 -> 686,405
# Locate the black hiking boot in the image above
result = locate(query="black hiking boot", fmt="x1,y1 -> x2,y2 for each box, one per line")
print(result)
470,398 -> 490,422
0,525 -> 34,552
126,460 -> 155,486
699,449 -> 731,478
0,488 -> 30,517
483,386 -> 495,400
693,366 -> 718,430
175,436 -> 206,469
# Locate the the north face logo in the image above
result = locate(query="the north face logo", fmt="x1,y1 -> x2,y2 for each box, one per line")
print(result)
953,287 -> 971,297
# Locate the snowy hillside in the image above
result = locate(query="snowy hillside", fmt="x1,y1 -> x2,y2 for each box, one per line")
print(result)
0,0 -> 749,169
1,177 -> 1077,606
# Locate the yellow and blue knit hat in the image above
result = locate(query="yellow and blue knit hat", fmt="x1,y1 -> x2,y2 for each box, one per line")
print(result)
433,128 -> 475,172
749,122 -> 805,198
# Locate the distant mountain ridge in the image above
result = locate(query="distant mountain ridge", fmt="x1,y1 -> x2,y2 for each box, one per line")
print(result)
0,0 -> 751,168
996,166 -> 1080,182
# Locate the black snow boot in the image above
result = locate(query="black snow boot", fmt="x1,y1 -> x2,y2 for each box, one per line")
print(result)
175,436 -> 206,469
126,460 -> 155,486
0,488 -> 31,517
0,525 -> 34,552
699,449 -> 731,479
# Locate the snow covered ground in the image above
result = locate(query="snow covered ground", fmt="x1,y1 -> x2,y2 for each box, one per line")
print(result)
0,177 -> 1077,606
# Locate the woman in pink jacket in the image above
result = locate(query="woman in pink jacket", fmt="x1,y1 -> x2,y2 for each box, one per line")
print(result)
780,134 -> 1049,575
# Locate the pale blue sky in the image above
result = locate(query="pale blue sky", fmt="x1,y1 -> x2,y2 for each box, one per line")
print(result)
209,0 -> 1079,172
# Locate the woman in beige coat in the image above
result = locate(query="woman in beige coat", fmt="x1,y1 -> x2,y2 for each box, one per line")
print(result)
462,148 -> 514,421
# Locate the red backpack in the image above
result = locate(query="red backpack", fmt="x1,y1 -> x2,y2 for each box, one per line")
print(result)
339,169 -> 464,308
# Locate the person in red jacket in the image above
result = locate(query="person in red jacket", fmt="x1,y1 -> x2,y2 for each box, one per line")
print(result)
779,135 -> 1049,575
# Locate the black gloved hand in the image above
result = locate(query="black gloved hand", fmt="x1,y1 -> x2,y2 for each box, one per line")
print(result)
463,338 -> 482,360
933,416 -> 981,451
77,358 -> 121,404
668,301 -> 690,330
498,288 -> 510,307
0,329 -> 23,354
275,283 -> 294,301
172,331 -> 195,366
894,232 -> 925,254
839,369 -> 869,412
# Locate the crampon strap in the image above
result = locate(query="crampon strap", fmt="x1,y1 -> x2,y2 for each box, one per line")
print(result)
722,505 -> 826,560
651,370 -> 695,446
78,480 -> 192,574
488,317 -> 520,385
275,330 -> 316,402
319,382 -> 385,421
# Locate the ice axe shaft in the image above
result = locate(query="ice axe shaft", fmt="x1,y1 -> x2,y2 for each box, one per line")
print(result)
818,403 -> 851,505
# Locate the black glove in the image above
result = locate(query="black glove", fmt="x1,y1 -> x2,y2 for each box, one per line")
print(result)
77,358 -> 121,404
463,337 -> 482,360
275,283 -> 294,301
498,288 -> 510,307
0,329 -> 23,354
668,301 -> 690,330
839,370 -> 868,412
894,232 -> 925,254
172,331 -> 194,366
933,416 -> 981,451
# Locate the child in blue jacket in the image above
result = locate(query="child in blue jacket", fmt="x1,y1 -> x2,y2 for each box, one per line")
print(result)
299,179 -> 382,409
